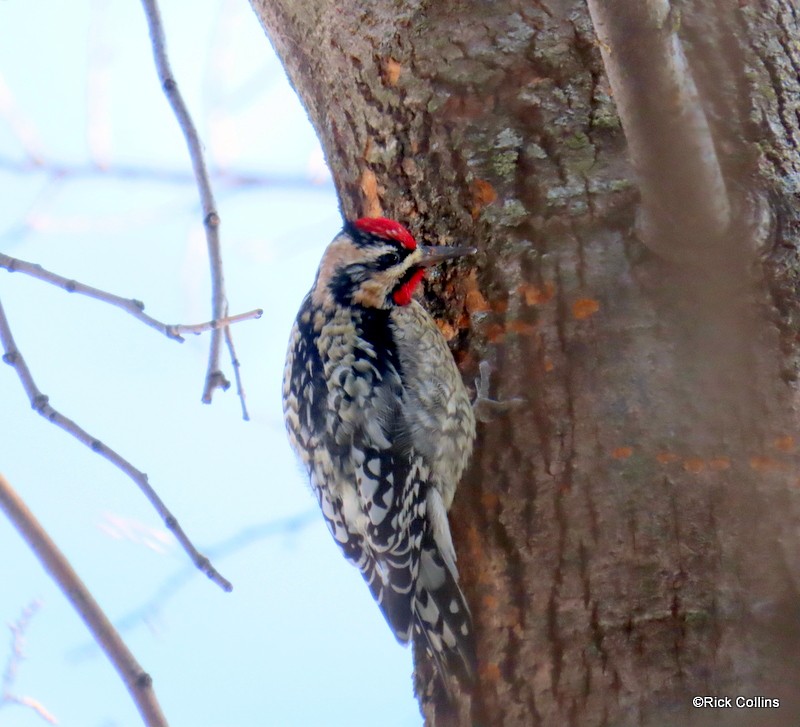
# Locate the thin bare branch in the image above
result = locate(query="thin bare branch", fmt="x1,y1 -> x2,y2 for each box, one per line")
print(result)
178,308 -> 263,337
139,0 -> 234,406
0,71 -> 45,165
0,155 -> 333,190
1,600 -> 57,725
223,325 -> 250,420
72,511 -> 319,651
87,0 -> 114,170
0,251 -> 261,342
585,0 -> 732,263
0,297 -> 232,592
0,474 -> 168,727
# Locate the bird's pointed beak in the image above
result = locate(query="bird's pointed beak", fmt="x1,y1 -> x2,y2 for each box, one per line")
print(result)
418,245 -> 477,267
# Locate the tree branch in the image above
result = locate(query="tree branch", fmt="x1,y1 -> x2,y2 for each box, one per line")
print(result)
83,510 -> 318,649
0,474 -> 168,727
223,325 -> 250,420
0,71 -> 44,165
1,600 -> 57,725
0,296 -> 232,592
140,0 -> 233,406
586,0 -> 732,263
0,252 -> 262,342
0,155 -> 333,191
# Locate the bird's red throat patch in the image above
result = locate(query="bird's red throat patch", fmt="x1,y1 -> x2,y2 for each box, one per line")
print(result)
392,269 -> 426,306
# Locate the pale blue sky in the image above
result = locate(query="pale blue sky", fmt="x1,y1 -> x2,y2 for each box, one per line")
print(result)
0,2 -> 420,725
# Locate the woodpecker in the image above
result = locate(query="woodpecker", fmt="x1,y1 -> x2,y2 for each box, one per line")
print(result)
282,217 -> 477,687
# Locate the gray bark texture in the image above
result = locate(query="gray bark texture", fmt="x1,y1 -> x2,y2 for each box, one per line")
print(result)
249,1 -> 800,725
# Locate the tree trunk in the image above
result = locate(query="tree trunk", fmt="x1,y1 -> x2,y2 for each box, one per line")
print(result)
249,1 -> 800,725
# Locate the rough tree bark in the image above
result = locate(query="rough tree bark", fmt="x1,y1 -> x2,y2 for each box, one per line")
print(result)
249,1 -> 800,725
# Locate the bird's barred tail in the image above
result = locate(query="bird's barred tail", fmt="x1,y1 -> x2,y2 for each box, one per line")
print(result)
413,530 -> 475,688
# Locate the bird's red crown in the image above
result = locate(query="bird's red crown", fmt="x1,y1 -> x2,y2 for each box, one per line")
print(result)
353,217 -> 417,250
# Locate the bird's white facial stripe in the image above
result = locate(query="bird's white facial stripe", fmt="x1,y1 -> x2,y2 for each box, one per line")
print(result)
312,236 -> 423,309
355,247 -> 423,306
353,263 -> 415,307
311,236 -> 365,308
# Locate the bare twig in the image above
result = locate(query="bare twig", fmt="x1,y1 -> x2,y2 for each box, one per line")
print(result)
0,71 -> 45,165
67,510 -> 319,654
0,297 -> 232,592
1,600 -> 57,725
0,474 -> 168,727
0,155 -> 333,190
87,0 -> 114,169
223,325 -> 251,420
140,0 -> 235,406
179,308 -> 263,337
585,0 -> 731,263
0,252 -> 262,342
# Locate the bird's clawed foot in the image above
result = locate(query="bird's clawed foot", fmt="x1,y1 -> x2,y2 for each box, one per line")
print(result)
472,360 -> 526,423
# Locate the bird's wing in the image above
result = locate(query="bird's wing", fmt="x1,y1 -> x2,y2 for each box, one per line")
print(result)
350,433 -> 427,642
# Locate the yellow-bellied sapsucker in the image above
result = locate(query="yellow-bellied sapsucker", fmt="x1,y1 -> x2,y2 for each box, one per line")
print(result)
282,217 -> 477,687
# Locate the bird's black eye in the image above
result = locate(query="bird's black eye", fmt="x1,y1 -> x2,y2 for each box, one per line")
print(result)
379,252 -> 402,267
